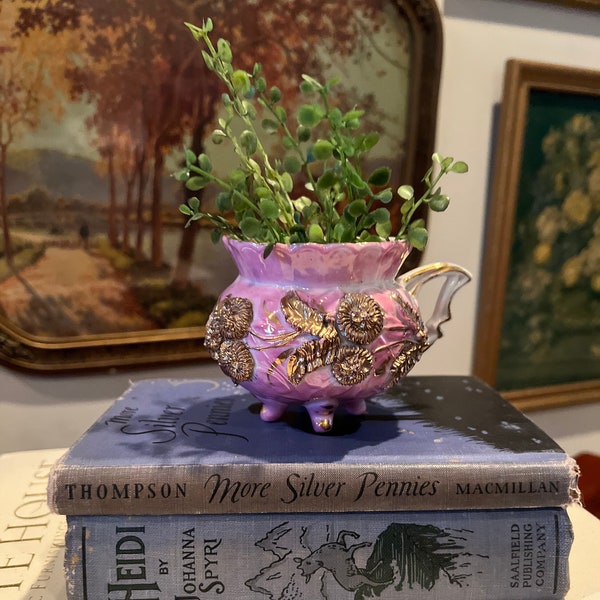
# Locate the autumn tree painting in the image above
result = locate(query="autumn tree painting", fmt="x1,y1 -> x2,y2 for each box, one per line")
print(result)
0,0 -> 439,369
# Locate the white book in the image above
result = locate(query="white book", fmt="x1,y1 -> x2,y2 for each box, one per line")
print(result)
0,448 -> 67,600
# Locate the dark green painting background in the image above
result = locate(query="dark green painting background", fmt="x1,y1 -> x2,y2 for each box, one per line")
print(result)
497,89 -> 600,390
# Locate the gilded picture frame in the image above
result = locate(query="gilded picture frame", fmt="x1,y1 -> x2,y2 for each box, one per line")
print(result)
0,0 -> 442,372
474,59 -> 600,410
531,0 -> 600,10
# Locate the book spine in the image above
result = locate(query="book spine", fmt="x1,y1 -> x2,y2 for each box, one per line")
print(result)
65,508 -> 572,600
49,458 -> 579,515
0,449 -> 67,599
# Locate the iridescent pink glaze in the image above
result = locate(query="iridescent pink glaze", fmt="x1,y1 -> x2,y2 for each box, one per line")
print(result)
205,238 -> 470,432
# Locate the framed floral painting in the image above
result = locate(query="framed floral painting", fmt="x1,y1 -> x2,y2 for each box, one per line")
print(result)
474,59 -> 600,410
0,0 -> 443,371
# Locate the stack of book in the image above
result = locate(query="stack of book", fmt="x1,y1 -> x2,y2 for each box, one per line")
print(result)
46,376 -> 580,599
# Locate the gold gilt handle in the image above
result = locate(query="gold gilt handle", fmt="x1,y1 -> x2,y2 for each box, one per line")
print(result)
397,263 -> 471,346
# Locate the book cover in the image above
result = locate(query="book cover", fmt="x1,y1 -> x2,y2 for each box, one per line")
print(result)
0,448 -> 67,599
65,507 -> 573,600
48,376 -> 580,515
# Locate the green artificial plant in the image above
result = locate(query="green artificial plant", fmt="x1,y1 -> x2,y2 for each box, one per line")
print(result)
177,18 -> 467,253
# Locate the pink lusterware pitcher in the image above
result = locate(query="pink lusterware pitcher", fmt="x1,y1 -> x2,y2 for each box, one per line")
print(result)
204,238 -> 470,432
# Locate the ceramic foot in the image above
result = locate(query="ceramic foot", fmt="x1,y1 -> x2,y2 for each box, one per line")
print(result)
305,400 -> 339,433
259,400 -> 287,422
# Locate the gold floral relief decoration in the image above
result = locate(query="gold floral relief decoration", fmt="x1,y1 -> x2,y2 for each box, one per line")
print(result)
280,292 -> 385,386
204,296 -> 255,382
205,290 -> 430,388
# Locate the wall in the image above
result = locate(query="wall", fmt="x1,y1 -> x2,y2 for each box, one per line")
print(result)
1,0 -> 599,455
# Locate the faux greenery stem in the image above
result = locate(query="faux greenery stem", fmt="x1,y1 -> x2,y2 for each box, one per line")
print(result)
177,19 -> 468,250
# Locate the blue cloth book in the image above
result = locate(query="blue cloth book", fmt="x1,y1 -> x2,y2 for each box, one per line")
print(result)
48,376 -> 580,515
64,507 -> 573,599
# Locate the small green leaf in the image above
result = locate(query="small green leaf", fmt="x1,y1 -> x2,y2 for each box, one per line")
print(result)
400,200 -> 413,215
299,80 -> 314,94
215,192 -> 232,212
221,94 -> 232,109
188,197 -> 200,210
179,204 -> 193,216
185,176 -> 208,191
280,172 -> 294,193
344,109 -> 365,122
239,217 -> 263,239
316,169 -> 339,189
201,50 -> 214,70
297,126 -> 311,143
270,86 -> 282,103
240,130 -> 258,155
329,108 -> 343,128
262,118 -> 280,134
298,105 -> 323,128
359,214 -> 375,229
228,168 -> 247,187
346,166 -> 367,190
198,153 -> 212,172
283,156 -> 302,174
368,166 -> 391,187
275,106 -> 287,123
428,195 -> 450,212
255,76 -> 267,93
260,198 -> 279,219
376,220 -> 392,239
184,149 -> 197,165
363,132 -> 380,151
441,156 -> 454,170
232,69 -> 251,96
370,207 -> 390,223
173,168 -> 190,182
308,223 -> 325,242
211,130 -> 227,145
300,74 -> 322,91
254,187 -> 271,199
333,221 -> 356,243
312,140 -> 334,160
347,199 -> 368,217
375,189 -> 393,204
451,160 -> 469,173
407,227 -> 429,250
242,100 -> 257,119
217,38 -> 232,62
325,76 -> 339,89
397,185 -> 414,200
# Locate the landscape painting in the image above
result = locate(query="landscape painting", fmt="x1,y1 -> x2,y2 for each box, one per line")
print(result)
0,0 -> 442,371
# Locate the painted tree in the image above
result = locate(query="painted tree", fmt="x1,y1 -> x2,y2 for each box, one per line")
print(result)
0,1 -> 76,266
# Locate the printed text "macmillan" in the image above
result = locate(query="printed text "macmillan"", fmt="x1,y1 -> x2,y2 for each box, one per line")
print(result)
456,481 -> 560,495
